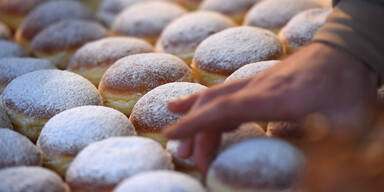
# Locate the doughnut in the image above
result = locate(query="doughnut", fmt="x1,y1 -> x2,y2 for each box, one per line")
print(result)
0,129 -> 42,168
244,0 -> 322,33
0,40 -> 28,58
0,57 -> 55,93
156,11 -> 235,65
279,8 -> 332,54
0,166 -> 69,192
83,0 -> 103,11
192,26 -> 283,86
166,140 -> 200,179
1,69 -> 102,142
68,37 -> 153,86
0,0 -> 46,30
220,122 -> 266,151
172,0 -> 202,10
225,60 -> 279,82
200,0 -> 261,24
111,1 -> 187,44
114,170 -> 206,192
66,136 -> 174,192
30,19 -> 107,69
130,82 -> 206,145
99,53 -> 193,116
15,0 -> 93,49
0,106 -> 13,129
37,106 -> 136,176
0,21 -> 11,39
207,138 -> 306,192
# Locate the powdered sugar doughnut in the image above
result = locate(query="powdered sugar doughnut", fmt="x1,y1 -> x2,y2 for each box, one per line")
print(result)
244,0 -> 322,32
0,0 -> 46,29
114,170 -> 206,192
30,19 -> 107,69
37,106 -> 136,176
0,40 -> 28,58
68,37 -> 153,86
0,129 -> 42,168
0,57 -> 55,93
1,69 -> 102,141
66,136 -> 174,192
279,8 -> 332,53
15,0 -> 93,49
207,138 -> 306,192
156,11 -> 235,64
0,106 -> 13,129
111,1 -> 186,44
99,53 -> 193,116
0,166 -> 69,192
166,140 -> 199,178
130,82 -> 206,145
192,26 -> 283,86
0,21 -> 11,39
225,60 -> 279,82
200,0 -> 261,24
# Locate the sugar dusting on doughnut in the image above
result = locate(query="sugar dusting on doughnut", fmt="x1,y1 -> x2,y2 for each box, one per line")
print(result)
226,60 -> 279,81
0,40 -> 28,58
200,0 -> 260,14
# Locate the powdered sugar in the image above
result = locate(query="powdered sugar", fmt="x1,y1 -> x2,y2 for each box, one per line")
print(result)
101,53 -> 192,92
112,1 -> 186,37
279,8 -> 332,50
0,129 -> 42,168
114,170 -> 206,192
66,136 -> 174,189
0,40 -> 28,58
1,69 -> 102,119
225,60 -> 279,81
130,82 -> 206,131
158,11 -> 235,54
194,26 -> 283,75
200,0 -> 260,14
68,37 -> 153,69
37,106 -> 136,156
244,0 -> 322,30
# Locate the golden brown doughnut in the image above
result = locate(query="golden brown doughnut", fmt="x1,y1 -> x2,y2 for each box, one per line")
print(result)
111,1 -> 186,44
30,19 -> 107,69
156,11 -> 235,65
192,26 -> 283,86
1,69 -> 103,142
225,60 -> 279,82
0,40 -> 28,58
99,53 -> 193,116
68,37 -> 153,86
173,0 -> 202,10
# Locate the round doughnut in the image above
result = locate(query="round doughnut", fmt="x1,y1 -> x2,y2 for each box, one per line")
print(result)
0,106 -> 13,129
0,129 -> 42,169
0,40 -> 28,58
99,53 -> 193,116
66,136 -> 174,192
37,106 -> 136,176
0,21 -> 11,39
279,8 -> 332,54
220,122 -> 266,151
173,0 -> 202,10
15,0 -> 93,49
130,82 -> 206,145
156,11 -> 235,65
0,0 -> 46,29
30,19 -> 107,69
166,140 -> 200,179
225,60 -> 279,82
0,57 -> 55,93
1,69 -> 102,142
244,0 -> 322,32
0,166 -> 69,192
114,170 -> 206,192
207,138 -> 306,192
111,1 -> 187,44
68,37 -> 153,86
200,0 -> 261,24
192,26 -> 283,86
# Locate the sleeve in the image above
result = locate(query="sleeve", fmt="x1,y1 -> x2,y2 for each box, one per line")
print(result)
313,0 -> 384,84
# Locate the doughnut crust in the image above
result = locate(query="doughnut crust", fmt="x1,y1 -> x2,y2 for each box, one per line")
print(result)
99,53 -> 193,116
225,60 -> 279,82
0,0 -> 46,29
207,138 -> 306,192
30,20 -> 107,69
173,0 -> 202,10
0,129 -> 42,169
130,82 -> 206,145
1,69 -> 102,141
66,136 -> 174,192
0,40 -> 28,58
192,26 -> 283,86
0,166 -> 69,192
157,11 -> 235,64
111,1 -> 186,44
68,37 -> 153,86
0,106 -> 13,129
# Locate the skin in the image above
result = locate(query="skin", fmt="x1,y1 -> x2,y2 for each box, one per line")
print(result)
162,42 -> 380,176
